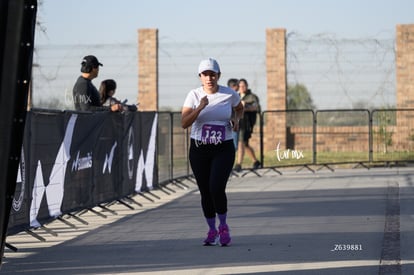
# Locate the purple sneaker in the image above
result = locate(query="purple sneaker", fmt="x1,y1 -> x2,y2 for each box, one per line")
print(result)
203,229 -> 218,246
219,224 -> 231,246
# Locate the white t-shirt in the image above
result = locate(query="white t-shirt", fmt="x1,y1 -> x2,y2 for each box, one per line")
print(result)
183,85 -> 241,143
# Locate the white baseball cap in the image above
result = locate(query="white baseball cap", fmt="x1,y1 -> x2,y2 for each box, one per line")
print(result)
198,58 -> 220,74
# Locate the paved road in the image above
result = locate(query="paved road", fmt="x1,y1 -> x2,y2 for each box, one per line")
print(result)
1,166 -> 414,274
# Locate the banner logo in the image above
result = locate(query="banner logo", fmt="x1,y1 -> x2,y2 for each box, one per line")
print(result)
103,142 -> 117,174
29,114 -> 77,228
127,127 -> 134,180
72,151 -> 93,171
135,114 -> 157,192
13,147 -> 26,212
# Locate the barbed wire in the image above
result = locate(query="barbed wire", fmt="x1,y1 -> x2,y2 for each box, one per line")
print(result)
287,32 -> 395,109
32,32 -> 395,111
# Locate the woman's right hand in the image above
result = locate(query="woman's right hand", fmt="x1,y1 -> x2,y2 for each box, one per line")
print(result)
198,95 -> 209,110
181,96 -> 209,129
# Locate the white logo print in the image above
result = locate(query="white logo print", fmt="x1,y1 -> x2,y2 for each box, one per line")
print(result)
29,114 -> 77,228
135,114 -> 157,192
103,142 -> 117,174
13,147 -> 26,212
72,151 -> 93,171
127,128 -> 134,180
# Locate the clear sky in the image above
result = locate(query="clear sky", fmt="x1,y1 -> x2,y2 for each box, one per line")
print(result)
33,0 -> 413,110
36,0 -> 413,45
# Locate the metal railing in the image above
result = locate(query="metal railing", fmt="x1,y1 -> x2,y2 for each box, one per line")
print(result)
158,109 -> 414,179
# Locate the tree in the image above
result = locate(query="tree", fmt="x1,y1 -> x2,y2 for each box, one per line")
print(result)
286,83 -> 315,126
287,83 -> 315,110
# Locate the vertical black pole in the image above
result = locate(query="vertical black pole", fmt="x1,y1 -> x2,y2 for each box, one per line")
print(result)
0,0 -> 37,266
313,110 -> 317,165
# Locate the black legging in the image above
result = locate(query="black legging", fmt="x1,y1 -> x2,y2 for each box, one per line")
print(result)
189,139 -> 235,218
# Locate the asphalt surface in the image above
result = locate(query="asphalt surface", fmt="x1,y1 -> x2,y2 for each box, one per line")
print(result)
1,166 -> 414,274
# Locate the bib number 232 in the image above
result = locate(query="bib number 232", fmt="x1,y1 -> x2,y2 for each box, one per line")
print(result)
201,124 -> 225,144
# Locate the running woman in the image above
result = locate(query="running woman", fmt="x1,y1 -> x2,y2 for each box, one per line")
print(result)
181,58 -> 244,246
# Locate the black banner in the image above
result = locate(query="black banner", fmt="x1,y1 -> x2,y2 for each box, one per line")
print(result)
7,110 -> 158,235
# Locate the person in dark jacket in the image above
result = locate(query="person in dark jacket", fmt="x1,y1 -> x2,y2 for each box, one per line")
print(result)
234,78 -> 261,172
72,55 -> 121,112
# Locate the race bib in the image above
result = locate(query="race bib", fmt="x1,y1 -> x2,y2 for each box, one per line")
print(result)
201,124 -> 225,144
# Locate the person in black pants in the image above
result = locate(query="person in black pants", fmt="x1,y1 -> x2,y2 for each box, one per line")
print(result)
181,58 -> 244,246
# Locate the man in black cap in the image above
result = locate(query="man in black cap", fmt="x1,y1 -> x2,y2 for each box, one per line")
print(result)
72,55 -> 120,111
